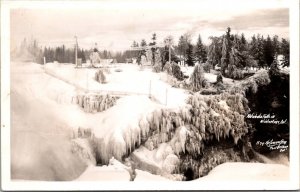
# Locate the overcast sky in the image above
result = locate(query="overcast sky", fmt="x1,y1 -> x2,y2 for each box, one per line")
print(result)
10,0 -> 289,51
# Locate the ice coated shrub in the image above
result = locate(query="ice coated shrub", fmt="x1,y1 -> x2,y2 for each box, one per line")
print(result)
229,70 -> 270,94
153,62 -> 162,73
228,65 -> 244,79
142,90 -> 249,161
152,55 -> 163,73
73,94 -> 118,113
189,64 -> 206,91
171,63 -> 184,81
163,61 -> 173,75
202,62 -> 212,73
95,69 -> 106,83
160,73 -> 181,88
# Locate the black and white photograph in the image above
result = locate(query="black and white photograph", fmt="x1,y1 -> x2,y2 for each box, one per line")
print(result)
1,0 -> 299,190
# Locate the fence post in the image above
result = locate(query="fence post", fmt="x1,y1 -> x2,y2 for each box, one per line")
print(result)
165,88 -> 168,106
149,80 -> 152,99
86,69 -> 89,92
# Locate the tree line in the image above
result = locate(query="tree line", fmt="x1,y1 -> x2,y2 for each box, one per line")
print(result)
14,27 -> 289,74
127,27 -> 289,78
13,38 -> 116,64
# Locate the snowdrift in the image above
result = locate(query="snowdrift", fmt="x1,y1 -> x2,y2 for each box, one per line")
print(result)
75,158 -> 130,181
11,84 -> 86,180
10,62 -> 92,180
198,162 -> 289,181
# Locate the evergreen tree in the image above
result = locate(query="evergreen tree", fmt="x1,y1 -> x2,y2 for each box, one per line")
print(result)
257,35 -> 265,68
140,39 -> 147,47
280,38 -> 290,67
149,33 -> 157,65
272,35 -> 280,57
132,41 -> 139,47
221,27 -> 232,75
195,34 -> 207,64
263,35 -> 275,67
62,45 -> 66,63
240,33 -> 247,51
178,35 -> 185,64
186,43 -> 195,66
250,34 -> 265,68
249,35 -> 257,58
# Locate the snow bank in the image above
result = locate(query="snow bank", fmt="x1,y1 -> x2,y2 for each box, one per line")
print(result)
75,158 -> 130,181
198,162 -> 289,181
11,86 -> 87,180
11,62 -> 91,180
135,170 -> 170,181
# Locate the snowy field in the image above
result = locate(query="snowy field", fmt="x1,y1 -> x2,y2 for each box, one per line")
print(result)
44,62 -> 189,108
10,61 -> 289,182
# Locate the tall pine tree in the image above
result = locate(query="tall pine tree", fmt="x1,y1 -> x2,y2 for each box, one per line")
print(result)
280,38 -> 290,67
221,27 -> 232,75
186,43 -> 195,66
195,34 -> 207,64
149,33 -> 157,65
263,35 -> 275,67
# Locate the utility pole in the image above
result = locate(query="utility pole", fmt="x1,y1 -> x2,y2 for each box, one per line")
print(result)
75,36 -> 78,67
169,42 -> 171,64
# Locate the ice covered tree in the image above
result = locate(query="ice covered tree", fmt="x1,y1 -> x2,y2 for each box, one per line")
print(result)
190,64 -> 206,91
136,39 -> 148,65
207,36 -> 222,69
195,34 -> 207,64
221,27 -> 232,75
186,43 -> 195,67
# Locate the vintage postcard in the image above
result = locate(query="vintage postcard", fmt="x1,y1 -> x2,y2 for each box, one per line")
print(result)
1,0 -> 299,190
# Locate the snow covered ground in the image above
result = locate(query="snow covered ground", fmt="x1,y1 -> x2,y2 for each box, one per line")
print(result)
44,63 -> 189,107
197,162 -> 289,181
75,158 -> 130,181
10,61 -> 289,183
